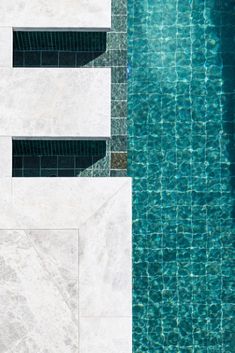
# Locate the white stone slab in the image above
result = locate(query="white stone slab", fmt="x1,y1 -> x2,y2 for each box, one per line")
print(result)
28,229 -> 79,322
0,229 -> 78,353
1,178 -> 131,229
0,0 -> 111,29
79,180 -> 132,317
0,68 -> 111,138
0,137 -> 12,177
0,28 -> 12,67
0,178 -> 132,353
80,318 -> 132,353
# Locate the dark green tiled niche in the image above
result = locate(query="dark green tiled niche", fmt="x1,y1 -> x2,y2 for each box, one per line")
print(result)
13,31 -> 107,67
12,140 -> 107,177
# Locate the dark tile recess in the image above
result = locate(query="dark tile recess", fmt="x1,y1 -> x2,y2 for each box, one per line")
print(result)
24,157 -> 40,169
12,169 -> 23,177
76,157 -> 93,169
76,52 -> 98,66
58,169 -> 75,177
42,51 -> 58,66
59,52 -> 76,67
13,51 -> 23,66
24,169 -> 40,177
41,169 -> 57,177
41,156 -> 57,169
13,157 -> 23,169
25,51 -> 41,66
12,140 -> 107,177
58,156 -> 75,169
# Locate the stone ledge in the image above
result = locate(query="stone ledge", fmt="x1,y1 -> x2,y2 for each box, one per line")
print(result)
0,0 -> 111,29
0,68 -> 111,138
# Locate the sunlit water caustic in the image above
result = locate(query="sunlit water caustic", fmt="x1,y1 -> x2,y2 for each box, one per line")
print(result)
128,0 -> 235,352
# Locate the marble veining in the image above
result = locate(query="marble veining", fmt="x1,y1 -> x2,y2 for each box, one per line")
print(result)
0,178 -> 132,353
79,180 -> 132,317
0,229 -> 78,353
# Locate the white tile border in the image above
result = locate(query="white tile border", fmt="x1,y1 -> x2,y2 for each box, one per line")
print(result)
79,180 -> 132,317
0,137 -> 12,177
0,1 -> 111,29
0,27 -> 12,67
80,318 -> 132,353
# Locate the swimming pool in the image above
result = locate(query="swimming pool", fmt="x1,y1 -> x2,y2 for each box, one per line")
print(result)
128,0 -> 235,352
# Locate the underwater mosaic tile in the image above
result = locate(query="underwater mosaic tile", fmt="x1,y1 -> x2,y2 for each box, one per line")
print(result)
128,0 -> 235,352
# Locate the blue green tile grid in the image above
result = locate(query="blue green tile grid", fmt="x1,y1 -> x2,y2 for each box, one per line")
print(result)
128,0 -> 235,352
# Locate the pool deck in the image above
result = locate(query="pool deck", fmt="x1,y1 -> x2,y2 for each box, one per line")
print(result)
0,1 -> 132,352
0,177 -> 132,353
0,0 -> 111,29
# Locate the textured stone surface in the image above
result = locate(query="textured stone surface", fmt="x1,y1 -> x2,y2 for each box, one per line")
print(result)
111,152 -> 127,169
0,28 -> 12,67
0,178 -> 130,229
80,318 -> 131,353
0,137 -> 12,177
79,183 -> 132,317
0,178 -> 132,353
0,0 -> 111,28
0,68 -> 111,138
0,229 -> 78,353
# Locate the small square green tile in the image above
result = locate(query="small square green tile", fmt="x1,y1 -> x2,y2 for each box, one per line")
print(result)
111,100 -> 127,117
111,136 -> 127,152
111,152 -> 127,169
111,83 -> 127,100
112,67 -> 127,83
111,15 -> 127,32
110,169 -> 127,177
111,118 -> 127,135
112,0 -> 127,15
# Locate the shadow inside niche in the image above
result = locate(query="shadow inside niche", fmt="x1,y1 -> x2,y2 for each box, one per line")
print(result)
13,31 -> 107,67
12,140 -> 106,177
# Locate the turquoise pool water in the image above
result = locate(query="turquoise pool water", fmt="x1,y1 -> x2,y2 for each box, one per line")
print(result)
128,1 -> 235,352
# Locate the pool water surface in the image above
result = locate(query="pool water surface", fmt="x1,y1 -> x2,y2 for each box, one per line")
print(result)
128,0 -> 235,352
